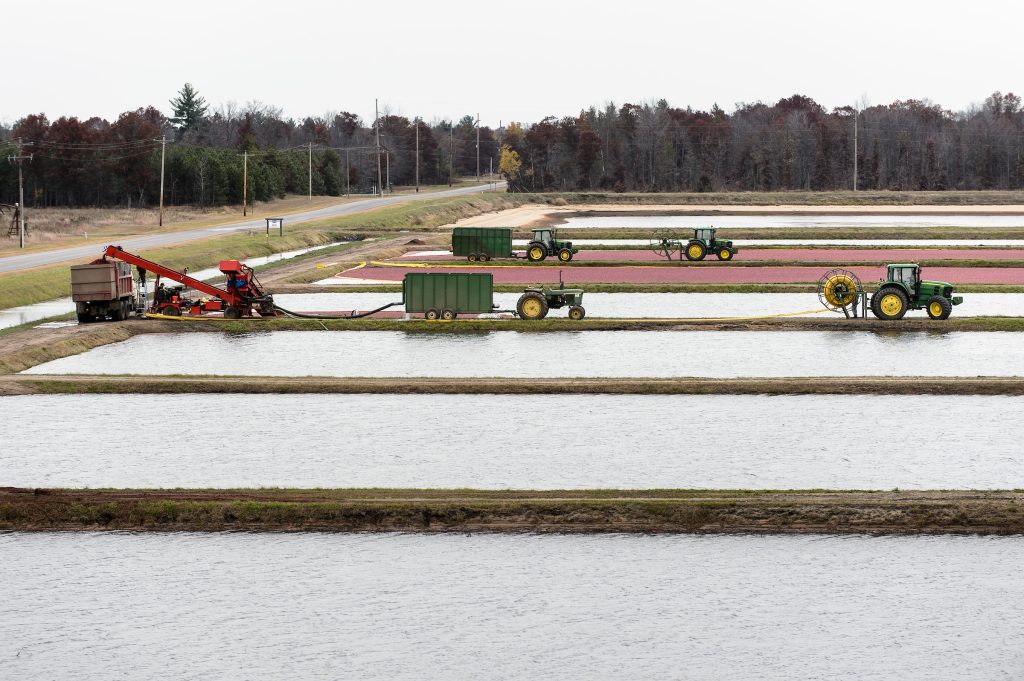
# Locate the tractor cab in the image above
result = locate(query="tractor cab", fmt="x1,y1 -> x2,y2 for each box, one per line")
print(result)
526,228 -> 579,262
694,228 -> 716,244
887,264 -> 920,294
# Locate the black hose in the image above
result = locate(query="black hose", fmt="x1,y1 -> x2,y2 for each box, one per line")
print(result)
272,301 -> 402,319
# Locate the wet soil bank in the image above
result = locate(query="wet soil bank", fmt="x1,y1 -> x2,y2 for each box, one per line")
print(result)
5,375 -> 1024,396
2,488 -> 1021,535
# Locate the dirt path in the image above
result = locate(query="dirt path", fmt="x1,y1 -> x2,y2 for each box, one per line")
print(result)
2,488 -> 1021,534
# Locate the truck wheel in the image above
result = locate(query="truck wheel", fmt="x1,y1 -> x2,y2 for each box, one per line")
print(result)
685,241 -> 706,261
517,293 -> 549,320
527,244 -> 546,262
927,295 -> 953,320
569,305 -> 586,320
558,248 -> 573,262
871,287 -> 909,320
223,307 -> 241,320
718,248 -> 733,261
468,253 -> 478,262
479,253 -> 491,262
76,312 -> 93,324
425,309 -> 439,320
110,305 -> 124,322
441,309 -> 457,320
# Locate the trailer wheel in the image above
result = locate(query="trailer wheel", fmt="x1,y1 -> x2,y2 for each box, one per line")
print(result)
468,253 -> 478,262
76,312 -> 93,324
441,309 -> 457,320
517,293 -> 549,320
223,306 -> 241,320
569,305 -> 586,320
558,248 -> 573,262
425,309 -> 439,320
927,295 -> 953,320
685,241 -> 706,261
479,253 -> 491,262
870,287 -> 909,320
718,248 -> 733,261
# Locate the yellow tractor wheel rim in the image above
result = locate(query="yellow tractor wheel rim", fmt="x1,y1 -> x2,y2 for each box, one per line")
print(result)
529,247 -> 544,259
522,298 -> 543,318
824,275 -> 857,307
688,244 -> 703,258
930,301 -> 943,317
719,249 -> 731,259
880,293 -> 904,316
559,251 -> 571,261
570,308 -> 581,319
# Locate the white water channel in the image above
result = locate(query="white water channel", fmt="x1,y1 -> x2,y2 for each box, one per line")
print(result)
2,533 -> 1021,680
561,214 -> 1024,228
22,330 -> 1024,378
3,394 -> 1021,489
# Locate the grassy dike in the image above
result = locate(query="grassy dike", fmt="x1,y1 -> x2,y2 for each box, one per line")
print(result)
530,189 -> 1024,206
2,488 -> 1022,534
0,192 -> 521,311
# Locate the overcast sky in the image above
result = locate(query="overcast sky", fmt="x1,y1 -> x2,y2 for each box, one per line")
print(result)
3,0 -> 1020,127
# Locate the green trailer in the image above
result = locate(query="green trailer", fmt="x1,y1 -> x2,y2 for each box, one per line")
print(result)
403,272 -> 496,319
451,227 -> 513,262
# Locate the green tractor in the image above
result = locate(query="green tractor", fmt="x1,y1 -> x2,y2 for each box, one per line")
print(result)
684,227 -> 737,261
870,263 -> 963,320
516,277 -> 586,320
526,228 -> 579,262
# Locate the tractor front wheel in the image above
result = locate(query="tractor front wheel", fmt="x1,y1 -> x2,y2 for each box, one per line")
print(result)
441,309 -> 457,320
558,248 -> 573,262
568,305 -> 586,320
425,309 -> 439,320
871,287 -> 909,320
517,293 -> 549,320
527,244 -> 547,262
927,295 -> 953,320
685,241 -> 706,261
718,248 -> 734,261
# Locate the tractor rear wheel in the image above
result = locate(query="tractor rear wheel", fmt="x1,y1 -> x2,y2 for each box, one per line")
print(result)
527,244 -> 546,262
718,248 -> 733,261
685,240 -> 706,261
425,309 -> 439,320
441,309 -> 457,320
871,287 -> 909,320
517,293 -> 549,320
927,295 -> 953,320
568,305 -> 586,320
558,248 -> 573,262
468,253 -> 478,262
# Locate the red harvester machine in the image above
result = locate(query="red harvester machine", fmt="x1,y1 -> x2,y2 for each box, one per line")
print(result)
102,244 -> 278,318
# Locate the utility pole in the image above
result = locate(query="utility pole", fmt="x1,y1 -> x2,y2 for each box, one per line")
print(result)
415,118 -> 420,193
448,124 -> 454,187
242,151 -> 249,216
345,149 -> 350,196
158,136 -> 166,226
7,138 -> 32,249
853,108 -> 859,192
375,99 -> 383,197
308,142 -> 313,201
385,151 -> 390,195
475,113 -> 481,183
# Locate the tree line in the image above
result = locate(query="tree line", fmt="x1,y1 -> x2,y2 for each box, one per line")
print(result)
499,93 -> 1024,193
3,86 -> 1024,207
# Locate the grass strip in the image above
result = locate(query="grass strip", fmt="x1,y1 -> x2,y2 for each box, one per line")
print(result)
2,488 -> 1021,534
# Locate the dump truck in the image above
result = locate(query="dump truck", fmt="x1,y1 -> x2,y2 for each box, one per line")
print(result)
70,259 -> 136,323
451,227 -> 578,262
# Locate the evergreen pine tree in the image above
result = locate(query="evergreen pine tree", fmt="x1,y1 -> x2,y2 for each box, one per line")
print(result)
169,83 -> 209,137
